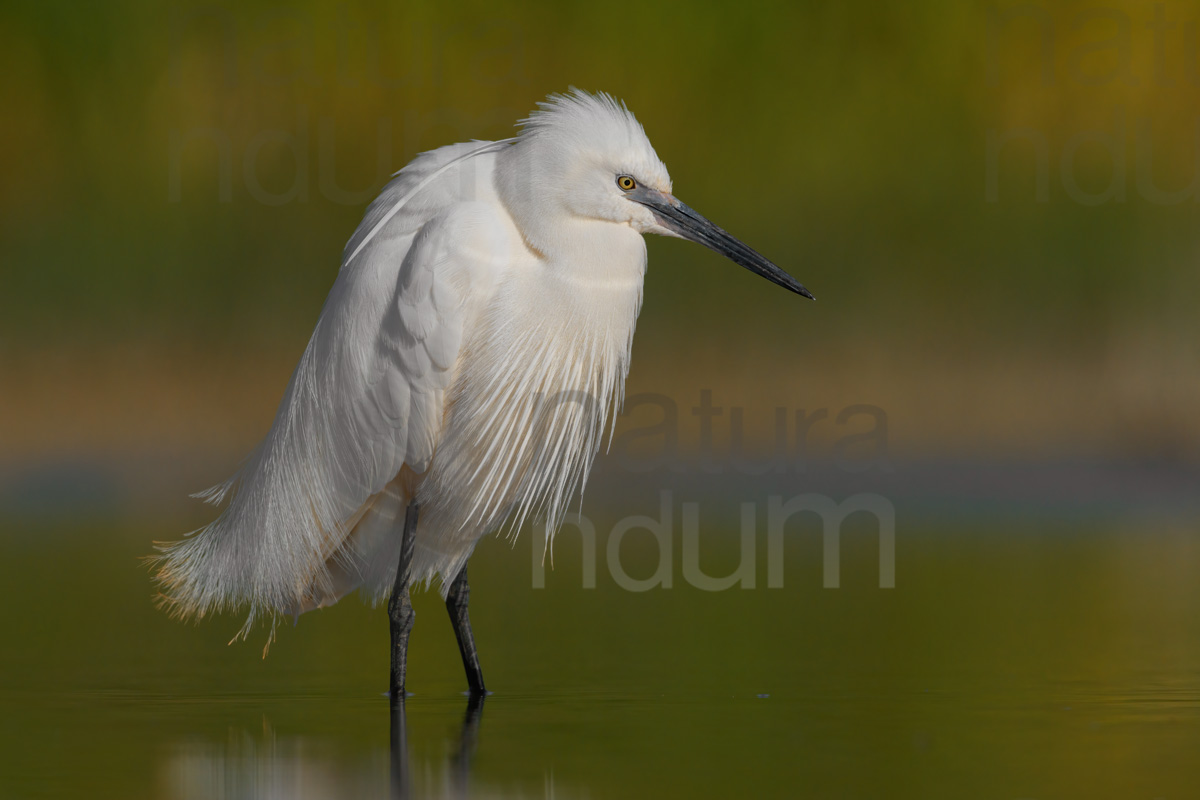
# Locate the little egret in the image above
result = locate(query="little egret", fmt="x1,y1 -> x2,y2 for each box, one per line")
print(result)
153,89 -> 812,698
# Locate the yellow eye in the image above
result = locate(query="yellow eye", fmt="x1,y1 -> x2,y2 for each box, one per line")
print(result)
617,175 -> 636,191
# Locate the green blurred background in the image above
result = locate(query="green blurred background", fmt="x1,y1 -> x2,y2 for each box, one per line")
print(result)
3,0 -> 1199,466
2,2 -> 1199,798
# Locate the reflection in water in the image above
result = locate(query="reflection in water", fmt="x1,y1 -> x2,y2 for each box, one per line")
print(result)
8,521 -> 1199,798
165,695 -> 565,800
390,694 -> 484,800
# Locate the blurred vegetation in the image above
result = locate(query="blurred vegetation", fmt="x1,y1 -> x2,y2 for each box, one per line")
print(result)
3,1 -> 1197,340
1,0 -> 1198,459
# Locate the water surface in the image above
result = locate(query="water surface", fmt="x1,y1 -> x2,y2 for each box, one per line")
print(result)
2,516 -> 1197,798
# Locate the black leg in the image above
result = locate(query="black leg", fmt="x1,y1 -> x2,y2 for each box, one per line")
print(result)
445,565 -> 487,695
388,502 -> 419,705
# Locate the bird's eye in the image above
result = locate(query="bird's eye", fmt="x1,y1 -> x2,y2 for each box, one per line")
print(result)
617,175 -> 636,191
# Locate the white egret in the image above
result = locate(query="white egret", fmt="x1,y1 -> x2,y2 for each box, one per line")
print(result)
153,89 -> 812,698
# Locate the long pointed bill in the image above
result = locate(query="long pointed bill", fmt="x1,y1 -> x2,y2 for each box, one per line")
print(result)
631,187 -> 814,299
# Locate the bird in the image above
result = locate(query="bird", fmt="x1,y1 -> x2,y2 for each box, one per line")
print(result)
152,89 -> 812,699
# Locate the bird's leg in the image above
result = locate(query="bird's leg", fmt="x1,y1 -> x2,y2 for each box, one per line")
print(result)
445,565 -> 487,695
388,501 -> 419,704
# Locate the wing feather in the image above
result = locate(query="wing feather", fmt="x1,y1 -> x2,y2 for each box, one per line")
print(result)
153,143 -> 509,633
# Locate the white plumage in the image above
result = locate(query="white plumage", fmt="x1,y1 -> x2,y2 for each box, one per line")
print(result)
155,91 -> 655,633
153,89 -> 810,642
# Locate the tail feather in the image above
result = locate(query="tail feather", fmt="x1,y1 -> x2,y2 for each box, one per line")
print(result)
285,478 -> 412,616
151,472 -> 416,637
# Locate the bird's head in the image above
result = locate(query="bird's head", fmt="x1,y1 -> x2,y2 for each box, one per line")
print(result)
499,88 -> 813,299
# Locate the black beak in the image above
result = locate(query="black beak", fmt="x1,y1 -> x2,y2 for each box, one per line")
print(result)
630,187 -> 814,299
